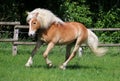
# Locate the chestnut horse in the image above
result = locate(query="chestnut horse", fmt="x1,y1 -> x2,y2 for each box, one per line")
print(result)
25,8 -> 107,70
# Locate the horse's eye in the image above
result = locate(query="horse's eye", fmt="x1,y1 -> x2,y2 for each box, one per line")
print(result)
33,22 -> 36,24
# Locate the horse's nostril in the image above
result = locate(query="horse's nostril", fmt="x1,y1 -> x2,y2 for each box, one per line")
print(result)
28,33 -> 35,38
28,30 -> 36,37
29,34 -> 32,37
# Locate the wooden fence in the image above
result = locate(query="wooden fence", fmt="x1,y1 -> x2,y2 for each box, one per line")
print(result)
0,21 -> 20,42
0,22 -> 120,56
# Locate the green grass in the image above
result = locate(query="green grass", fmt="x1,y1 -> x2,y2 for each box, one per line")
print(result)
0,42 -> 120,81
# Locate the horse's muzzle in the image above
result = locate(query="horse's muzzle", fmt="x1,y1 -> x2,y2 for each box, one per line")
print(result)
28,31 -> 36,38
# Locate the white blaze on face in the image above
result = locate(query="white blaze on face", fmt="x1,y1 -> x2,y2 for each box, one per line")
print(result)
28,19 -> 36,37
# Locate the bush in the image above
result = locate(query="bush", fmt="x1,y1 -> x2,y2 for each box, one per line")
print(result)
94,8 -> 120,43
95,8 -> 120,28
60,1 -> 92,27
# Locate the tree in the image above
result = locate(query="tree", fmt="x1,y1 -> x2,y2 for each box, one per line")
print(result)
60,0 -> 92,27
0,0 -> 119,43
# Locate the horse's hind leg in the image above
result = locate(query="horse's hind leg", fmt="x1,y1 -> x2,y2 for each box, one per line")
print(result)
25,40 -> 42,67
60,38 -> 82,70
65,44 -> 72,61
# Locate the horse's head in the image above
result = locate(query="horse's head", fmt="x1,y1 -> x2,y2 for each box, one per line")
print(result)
26,8 -> 64,37
27,12 -> 41,37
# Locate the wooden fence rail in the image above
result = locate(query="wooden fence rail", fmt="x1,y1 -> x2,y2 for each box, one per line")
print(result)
0,21 -> 20,25
0,22 -> 120,56
0,21 -> 20,42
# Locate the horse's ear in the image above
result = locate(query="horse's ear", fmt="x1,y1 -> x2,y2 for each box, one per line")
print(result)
34,12 -> 39,17
26,11 -> 30,15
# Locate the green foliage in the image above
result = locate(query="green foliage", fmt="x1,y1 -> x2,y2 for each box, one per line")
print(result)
60,1 -> 92,27
95,8 -> 120,28
0,0 -> 19,21
98,31 -> 120,43
0,0 -> 120,43
94,8 -> 120,43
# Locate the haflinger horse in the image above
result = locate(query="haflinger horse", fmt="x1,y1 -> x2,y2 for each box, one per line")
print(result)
25,8 -> 107,70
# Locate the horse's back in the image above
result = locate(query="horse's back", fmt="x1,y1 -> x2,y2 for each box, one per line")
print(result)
53,22 -> 88,44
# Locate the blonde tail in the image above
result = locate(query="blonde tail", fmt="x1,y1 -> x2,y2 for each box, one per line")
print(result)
87,29 -> 107,56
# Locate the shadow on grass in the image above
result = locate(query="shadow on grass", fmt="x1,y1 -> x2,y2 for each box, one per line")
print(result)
30,64 -> 57,69
29,64 -> 104,70
66,65 -> 103,70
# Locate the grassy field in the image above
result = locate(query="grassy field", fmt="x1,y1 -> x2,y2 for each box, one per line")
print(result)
0,42 -> 120,81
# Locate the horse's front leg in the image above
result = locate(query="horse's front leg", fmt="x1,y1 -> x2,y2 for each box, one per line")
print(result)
25,40 -> 42,67
43,42 -> 55,67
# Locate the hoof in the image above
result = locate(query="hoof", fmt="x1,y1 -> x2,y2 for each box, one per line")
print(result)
25,64 -> 30,67
25,63 -> 32,67
59,65 -> 66,70
47,63 -> 53,68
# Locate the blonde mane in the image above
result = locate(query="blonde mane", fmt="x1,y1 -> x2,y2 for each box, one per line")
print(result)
27,8 -> 64,28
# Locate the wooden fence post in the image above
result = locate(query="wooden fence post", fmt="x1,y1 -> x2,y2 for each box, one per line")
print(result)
12,28 -> 19,56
